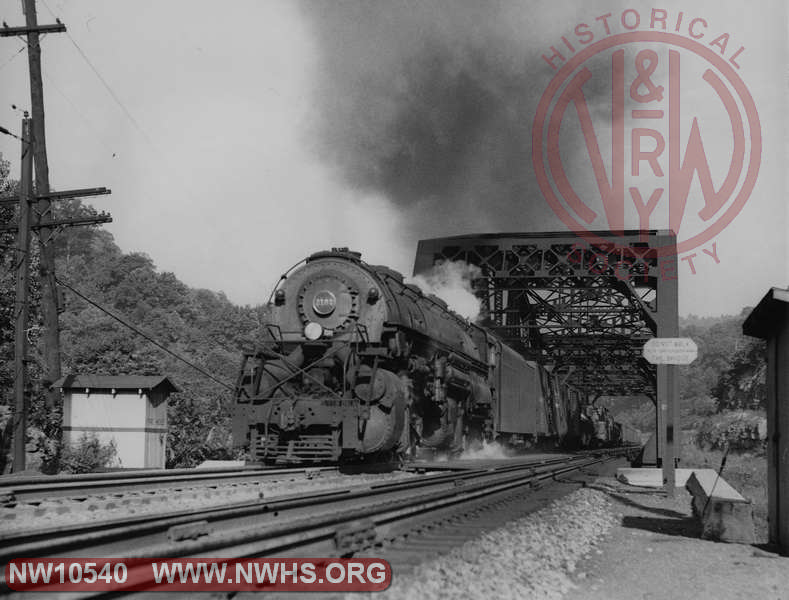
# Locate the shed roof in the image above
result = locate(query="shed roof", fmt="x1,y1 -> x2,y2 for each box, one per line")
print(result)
51,374 -> 180,394
743,287 -> 789,339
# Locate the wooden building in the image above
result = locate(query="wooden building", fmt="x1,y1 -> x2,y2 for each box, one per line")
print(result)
743,288 -> 789,555
52,375 -> 178,469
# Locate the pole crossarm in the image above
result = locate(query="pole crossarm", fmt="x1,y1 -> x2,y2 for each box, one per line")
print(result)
0,187 -> 111,206
0,22 -> 66,36
0,214 -> 112,233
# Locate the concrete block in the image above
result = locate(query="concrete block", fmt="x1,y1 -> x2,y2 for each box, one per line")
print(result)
686,470 -> 755,544
616,468 -> 695,487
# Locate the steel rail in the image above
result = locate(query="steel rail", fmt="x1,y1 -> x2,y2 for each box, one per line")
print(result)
0,455 -> 586,561
0,452 -> 618,599
0,465 -> 340,504
98,455 -> 616,597
0,450 -> 637,598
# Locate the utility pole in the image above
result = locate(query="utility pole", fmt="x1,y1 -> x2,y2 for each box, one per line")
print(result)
13,117 -> 33,472
1,1 -> 67,405
2,2 -> 112,471
24,0 -> 61,405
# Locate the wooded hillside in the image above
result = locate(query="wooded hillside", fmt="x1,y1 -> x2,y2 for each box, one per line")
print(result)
0,154 -> 769,470
608,312 -> 766,433
1,156 -> 268,470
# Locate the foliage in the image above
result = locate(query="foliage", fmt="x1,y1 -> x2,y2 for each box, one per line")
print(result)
712,338 -> 766,411
26,396 -> 64,473
680,309 -> 766,411
0,193 -> 266,471
166,395 -> 242,468
0,405 -> 12,473
0,154 -> 49,472
609,310 -> 767,434
57,433 -> 118,474
695,409 -> 767,453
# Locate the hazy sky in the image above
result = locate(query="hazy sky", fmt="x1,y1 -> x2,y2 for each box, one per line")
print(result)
0,0 -> 785,316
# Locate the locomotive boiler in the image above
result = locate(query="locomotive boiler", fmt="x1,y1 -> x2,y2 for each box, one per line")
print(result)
232,248 -> 577,463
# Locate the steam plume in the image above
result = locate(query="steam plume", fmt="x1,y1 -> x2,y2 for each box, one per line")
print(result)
300,0 -> 566,236
410,259 -> 482,321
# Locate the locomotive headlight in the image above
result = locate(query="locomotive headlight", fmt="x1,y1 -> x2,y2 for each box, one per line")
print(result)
304,321 -> 323,340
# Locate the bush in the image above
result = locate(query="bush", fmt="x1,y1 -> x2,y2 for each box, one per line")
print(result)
695,409 -> 767,453
58,433 -> 118,473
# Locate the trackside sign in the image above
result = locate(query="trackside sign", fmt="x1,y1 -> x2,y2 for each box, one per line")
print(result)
643,338 -> 698,365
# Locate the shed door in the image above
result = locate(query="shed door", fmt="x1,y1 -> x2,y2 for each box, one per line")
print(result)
145,432 -> 166,469
145,393 -> 167,469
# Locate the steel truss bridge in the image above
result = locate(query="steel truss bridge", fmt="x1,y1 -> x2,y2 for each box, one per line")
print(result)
414,231 -> 679,401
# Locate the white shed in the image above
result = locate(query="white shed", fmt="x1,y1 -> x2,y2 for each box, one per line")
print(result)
52,375 -> 179,469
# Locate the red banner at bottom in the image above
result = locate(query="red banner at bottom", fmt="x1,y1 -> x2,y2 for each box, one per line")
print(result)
6,558 -> 391,592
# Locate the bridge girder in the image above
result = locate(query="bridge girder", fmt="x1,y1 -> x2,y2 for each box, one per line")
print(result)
414,231 -> 678,399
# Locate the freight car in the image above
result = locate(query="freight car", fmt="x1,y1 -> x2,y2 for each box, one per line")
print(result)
231,249 -> 615,463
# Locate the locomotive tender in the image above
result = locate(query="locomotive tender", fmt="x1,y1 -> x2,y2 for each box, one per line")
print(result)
232,248 -> 602,463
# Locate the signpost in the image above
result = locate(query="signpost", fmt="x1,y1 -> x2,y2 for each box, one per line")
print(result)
643,337 -> 698,495
643,338 -> 698,365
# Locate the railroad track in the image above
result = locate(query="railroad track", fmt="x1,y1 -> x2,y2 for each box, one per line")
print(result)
0,451 -> 627,596
0,465 -> 341,506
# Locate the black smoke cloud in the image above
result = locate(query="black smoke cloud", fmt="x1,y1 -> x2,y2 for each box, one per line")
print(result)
300,0 -> 576,235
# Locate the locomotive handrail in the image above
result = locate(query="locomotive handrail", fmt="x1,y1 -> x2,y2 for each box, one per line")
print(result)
265,258 -> 309,305
352,322 -> 370,344
256,342 -> 351,403
264,323 -> 283,342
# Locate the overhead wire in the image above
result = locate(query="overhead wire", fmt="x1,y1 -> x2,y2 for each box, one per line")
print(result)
0,125 -> 24,142
54,276 -> 237,392
1,30 -> 118,179
3,4 -> 211,395
40,66 -> 119,158
38,0 -> 160,153
0,45 -> 25,72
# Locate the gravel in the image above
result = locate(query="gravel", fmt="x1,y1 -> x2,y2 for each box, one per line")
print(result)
0,470 -> 419,536
365,487 -> 618,600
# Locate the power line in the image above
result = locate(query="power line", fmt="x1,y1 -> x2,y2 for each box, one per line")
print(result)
0,124 -> 25,142
39,0 -> 159,152
0,44 -> 25,71
41,67 -> 119,158
2,239 -> 240,393
64,35 -> 157,149
55,276 -> 236,392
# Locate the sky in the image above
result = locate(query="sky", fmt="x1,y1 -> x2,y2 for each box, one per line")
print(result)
0,0 -> 786,316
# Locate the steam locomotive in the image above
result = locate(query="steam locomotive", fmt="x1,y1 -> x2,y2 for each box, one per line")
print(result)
231,248 -> 626,463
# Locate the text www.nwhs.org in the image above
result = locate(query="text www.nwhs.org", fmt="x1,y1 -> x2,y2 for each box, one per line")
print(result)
7,558 -> 391,592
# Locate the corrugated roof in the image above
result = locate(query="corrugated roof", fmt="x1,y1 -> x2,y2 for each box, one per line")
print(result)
51,375 -> 180,393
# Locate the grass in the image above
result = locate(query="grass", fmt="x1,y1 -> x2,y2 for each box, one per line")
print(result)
680,432 -> 768,542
